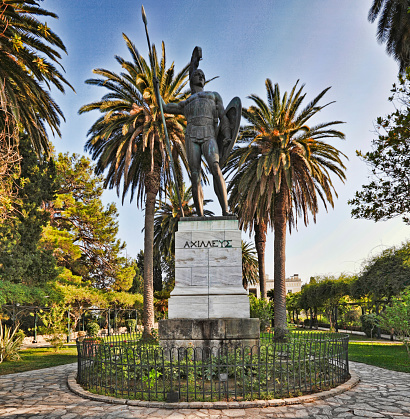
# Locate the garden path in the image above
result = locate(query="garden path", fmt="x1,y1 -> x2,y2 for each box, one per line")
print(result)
0,362 -> 409,418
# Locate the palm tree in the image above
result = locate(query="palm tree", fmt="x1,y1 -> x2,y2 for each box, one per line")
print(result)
80,35 -> 189,339
226,79 -> 347,339
368,0 -> 410,73
0,0 -> 73,157
241,240 -> 259,289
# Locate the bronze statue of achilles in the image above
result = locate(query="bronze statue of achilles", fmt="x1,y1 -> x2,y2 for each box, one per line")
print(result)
162,47 -> 241,216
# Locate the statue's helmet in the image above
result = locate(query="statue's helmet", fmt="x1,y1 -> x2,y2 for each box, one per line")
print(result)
189,46 -> 203,90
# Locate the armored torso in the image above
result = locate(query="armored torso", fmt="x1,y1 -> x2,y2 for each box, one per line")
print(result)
184,92 -> 219,144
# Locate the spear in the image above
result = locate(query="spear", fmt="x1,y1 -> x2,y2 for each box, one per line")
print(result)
141,5 -> 184,217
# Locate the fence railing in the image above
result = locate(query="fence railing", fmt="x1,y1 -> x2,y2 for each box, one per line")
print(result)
76,331 -> 349,402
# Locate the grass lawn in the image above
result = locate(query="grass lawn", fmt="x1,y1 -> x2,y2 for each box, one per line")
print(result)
0,346 -> 78,376
291,329 -> 410,373
348,341 -> 409,373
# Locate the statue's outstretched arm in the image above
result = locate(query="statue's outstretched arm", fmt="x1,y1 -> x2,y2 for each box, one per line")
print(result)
161,98 -> 184,115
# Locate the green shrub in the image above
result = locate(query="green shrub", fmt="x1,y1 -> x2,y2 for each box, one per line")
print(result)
125,318 -> 137,333
377,288 -> 410,357
249,295 -> 272,331
360,313 -> 378,338
39,305 -> 66,351
86,322 -> 100,337
14,329 -> 25,342
0,321 -> 24,363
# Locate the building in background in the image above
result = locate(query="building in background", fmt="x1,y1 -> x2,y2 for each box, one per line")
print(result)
285,274 -> 302,294
248,274 -> 302,298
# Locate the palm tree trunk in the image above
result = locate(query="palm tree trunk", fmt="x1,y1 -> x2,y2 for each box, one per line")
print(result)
142,171 -> 160,340
273,183 -> 288,340
254,220 -> 267,299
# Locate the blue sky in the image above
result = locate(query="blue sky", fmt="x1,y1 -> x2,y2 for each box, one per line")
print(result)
43,0 -> 408,283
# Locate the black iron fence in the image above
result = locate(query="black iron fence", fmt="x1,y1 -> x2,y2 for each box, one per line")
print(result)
76,331 -> 349,402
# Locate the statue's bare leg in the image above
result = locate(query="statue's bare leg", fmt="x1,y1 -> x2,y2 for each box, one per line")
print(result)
203,139 -> 230,216
186,139 -> 204,216
211,161 -> 230,215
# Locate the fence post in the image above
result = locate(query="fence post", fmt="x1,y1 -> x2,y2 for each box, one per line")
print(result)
76,340 -> 82,383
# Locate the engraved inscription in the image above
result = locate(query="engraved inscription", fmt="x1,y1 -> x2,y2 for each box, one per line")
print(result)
184,239 -> 232,249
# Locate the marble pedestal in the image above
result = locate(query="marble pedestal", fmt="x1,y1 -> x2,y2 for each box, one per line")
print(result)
159,216 -> 260,350
159,318 -> 260,350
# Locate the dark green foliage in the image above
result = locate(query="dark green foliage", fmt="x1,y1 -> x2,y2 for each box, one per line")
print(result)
46,153 -> 132,290
0,280 -> 46,306
128,252 -> 144,294
86,322 -> 100,337
249,294 -> 273,331
314,275 -> 355,329
298,275 -> 356,329
294,245 -> 410,324
350,70 -> 410,223
0,100 -> 20,220
377,288 -> 410,355
0,145 -> 136,296
299,281 -> 322,314
161,255 -> 175,293
153,256 -> 162,293
360,314 -> 379,338
368,0 -> 410,73
351,242 -> 410,301
125,318 -> 137,333
0,136 -> 58,285
286,292 -> 301,324
130,250 -> 162,292
136,251 -> 144,278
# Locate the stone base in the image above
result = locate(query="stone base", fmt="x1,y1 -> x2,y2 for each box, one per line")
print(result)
168,294 -> 250,319
159,318 -> 260,351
